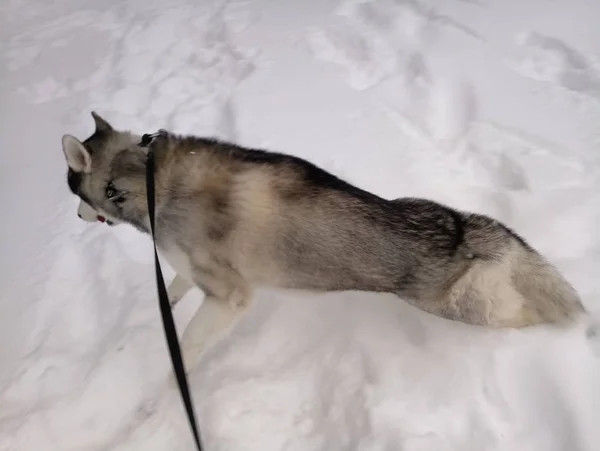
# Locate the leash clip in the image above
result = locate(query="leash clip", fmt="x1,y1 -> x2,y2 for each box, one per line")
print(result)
139,128 -> 168,148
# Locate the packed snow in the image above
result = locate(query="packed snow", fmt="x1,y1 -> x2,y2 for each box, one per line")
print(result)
2,0 -> 600,450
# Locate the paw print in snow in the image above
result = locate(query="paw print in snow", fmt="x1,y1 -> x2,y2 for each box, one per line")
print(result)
307,0 -> 429,90
512,32 -> 600,101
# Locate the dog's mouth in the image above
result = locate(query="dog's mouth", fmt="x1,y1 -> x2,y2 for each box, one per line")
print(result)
97,215 -> 115,226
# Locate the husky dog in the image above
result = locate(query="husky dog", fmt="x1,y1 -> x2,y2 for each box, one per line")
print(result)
61,112 -> 585,372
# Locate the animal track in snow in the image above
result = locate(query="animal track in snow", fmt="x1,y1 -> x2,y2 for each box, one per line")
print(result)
307,0 -> 430,90
307,0 -> 482,91
512,32 -> 600,101
3,2 -> 255,135
308,0 -> 530,223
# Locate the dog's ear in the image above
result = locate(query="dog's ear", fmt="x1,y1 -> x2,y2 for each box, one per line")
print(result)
91,111 -> 113,133
62,134 -> 91,173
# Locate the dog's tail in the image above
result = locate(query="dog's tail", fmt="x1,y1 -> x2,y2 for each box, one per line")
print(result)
462,213 -> 586,327
512,250 -> 587,325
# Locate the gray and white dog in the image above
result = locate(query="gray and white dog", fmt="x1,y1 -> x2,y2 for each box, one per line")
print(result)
61,112 -> 586,373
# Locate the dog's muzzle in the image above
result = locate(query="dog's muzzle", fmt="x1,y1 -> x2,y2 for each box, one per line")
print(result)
77,200 -> 115,226
77,212 -> 114,225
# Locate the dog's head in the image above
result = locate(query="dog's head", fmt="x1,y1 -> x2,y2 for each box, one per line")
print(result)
61,112 -> 149,231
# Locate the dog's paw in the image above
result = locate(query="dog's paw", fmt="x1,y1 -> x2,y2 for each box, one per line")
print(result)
166,275 -> 194,308
168,293 -> 183,308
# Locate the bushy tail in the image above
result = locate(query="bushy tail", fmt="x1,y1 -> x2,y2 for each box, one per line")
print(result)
462,212 -> 585,327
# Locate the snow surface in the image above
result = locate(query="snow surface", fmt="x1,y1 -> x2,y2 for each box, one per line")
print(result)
2,0 -> 600,449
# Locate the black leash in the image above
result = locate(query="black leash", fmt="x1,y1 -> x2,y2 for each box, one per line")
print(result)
142,130 -> 204,451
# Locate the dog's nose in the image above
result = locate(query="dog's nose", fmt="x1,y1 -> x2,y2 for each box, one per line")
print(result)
77,213 -> 82,218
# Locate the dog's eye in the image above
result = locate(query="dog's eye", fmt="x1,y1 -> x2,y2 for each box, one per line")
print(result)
105,182 -> 125,204
105,182 -> 117,199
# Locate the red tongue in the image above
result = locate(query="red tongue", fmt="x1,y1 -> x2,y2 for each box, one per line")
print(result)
97,215 -> 106,223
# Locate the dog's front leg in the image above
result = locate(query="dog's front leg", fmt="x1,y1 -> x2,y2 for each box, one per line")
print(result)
167,265 -> 251,388
166,274 -> 194,307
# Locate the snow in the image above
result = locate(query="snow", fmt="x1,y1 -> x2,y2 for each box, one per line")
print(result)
1,0 -> 600,449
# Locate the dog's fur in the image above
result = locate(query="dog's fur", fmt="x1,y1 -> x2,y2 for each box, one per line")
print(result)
61,112 -> 586,373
